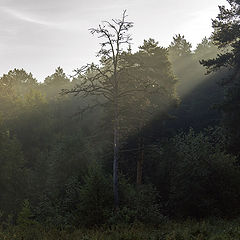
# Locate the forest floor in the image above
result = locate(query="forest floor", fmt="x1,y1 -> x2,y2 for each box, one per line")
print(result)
1,218 -> 240,239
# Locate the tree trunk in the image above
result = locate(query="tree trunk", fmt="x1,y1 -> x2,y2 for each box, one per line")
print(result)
113,106 -> 119,209
136,137 -> 144,186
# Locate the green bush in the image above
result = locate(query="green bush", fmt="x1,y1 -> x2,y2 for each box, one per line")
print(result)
76,163 -> 113,226
163,128 -> 240,217
15,200 -> 42,240
72,164 -> 164,226
108,182 -> 164,225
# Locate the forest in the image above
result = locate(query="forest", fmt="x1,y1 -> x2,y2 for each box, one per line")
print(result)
1,0 -> 240,239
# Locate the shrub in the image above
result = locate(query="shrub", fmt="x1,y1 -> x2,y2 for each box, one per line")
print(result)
164,128 -> 240,217
15,200 -> 42,240
76,163 -> 113,226
108,182 -> 165,225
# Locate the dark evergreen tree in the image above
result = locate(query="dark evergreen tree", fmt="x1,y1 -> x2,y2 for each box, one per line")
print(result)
201,0 -> 240,155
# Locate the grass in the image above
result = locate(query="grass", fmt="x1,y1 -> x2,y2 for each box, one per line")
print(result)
1,218 -> 240,239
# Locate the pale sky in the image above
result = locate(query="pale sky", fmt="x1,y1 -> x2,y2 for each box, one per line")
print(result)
0,0 -> 228,82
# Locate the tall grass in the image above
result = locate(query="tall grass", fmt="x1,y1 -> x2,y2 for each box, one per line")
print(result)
1,219 -> 240,240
